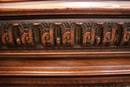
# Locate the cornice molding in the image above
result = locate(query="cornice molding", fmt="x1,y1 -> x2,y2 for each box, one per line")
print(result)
0,1 -> 130,16
0,21 -> 130,48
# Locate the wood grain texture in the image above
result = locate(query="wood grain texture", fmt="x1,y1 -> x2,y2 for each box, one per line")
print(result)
0,1 -> 130,16
0,0 -> 130,87
0,76 -> 130,85
0,57 -> 130,76
0,48 -> 130,58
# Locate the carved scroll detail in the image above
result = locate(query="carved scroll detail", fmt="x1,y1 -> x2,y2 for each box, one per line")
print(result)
120,23 -> 130,46
0,22 -> 130,48
0,24 -> 4,47
82,23 -> 94,46
2,23 -> 24,47
21,24 -> 34,46
102,23 -> 116,46
61,23 -> 75,47
2,24 -> 14,46
82,23 -> 101,47
54,22 -> 61,47
31,23 -> 46,46
41,23 -> 54,47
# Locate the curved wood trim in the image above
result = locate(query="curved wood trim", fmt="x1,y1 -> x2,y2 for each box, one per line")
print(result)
0,1 -> 130,16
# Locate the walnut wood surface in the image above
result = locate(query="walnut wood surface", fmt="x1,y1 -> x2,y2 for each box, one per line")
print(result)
0,1 -> 130,16
0,1 -> 130,87
0,48 -> 130,58
0,56 -> 130,76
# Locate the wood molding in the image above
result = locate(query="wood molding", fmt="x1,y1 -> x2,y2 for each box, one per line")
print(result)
0,20 -> 130,48
0,1 -> 130,86
0,76 -> 130,86
0,1 -> 130,16
0,48 -> 130,58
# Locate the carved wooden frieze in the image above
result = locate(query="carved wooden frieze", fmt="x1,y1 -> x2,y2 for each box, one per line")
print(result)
0,22 -> 130,48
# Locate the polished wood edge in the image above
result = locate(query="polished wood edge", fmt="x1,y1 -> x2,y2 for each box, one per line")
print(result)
0,65 -> 130,76
0,0 -> 36,3
0,49 -> 129,77
0,48 -> 130,58
0,1 -> 130,16
0,76 -> 130,85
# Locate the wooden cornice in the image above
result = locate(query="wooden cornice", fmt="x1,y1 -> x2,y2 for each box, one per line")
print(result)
0,48 -> 130,58
0,1 -> 130,16
0,1 -> 130,86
